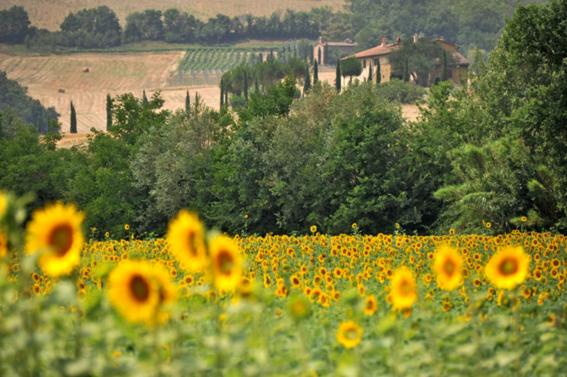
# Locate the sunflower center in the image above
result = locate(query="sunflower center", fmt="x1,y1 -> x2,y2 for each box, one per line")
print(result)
366,300 -> 375,310
344,327 -> 358,340
442,258 -> 456,276
129,275 -> 150,302
217,250 -> 234,275
498,257 -> 519,276
48,224 -> 74,256
399,279 -> 414,296
292,301 -> 306,315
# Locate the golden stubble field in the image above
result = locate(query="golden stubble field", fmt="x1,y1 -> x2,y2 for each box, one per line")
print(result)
0,51 -> 222,139
0,0 -> 345,31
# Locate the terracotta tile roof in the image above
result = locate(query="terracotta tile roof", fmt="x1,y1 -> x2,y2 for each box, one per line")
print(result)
435,39 -> 469,66
449,51 -> 469,66
352,42 -> 400,58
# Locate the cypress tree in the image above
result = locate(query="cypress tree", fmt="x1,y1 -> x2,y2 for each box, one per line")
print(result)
254,75 -> 259,93
368,62 -> 373,82
335,61 -> 341,92
70,101 -> 77,134
194,92 -> 201,109
313,60 -> 319,83
376,59 -> 382,84
220,79 -> 224,109
403,58 -> 409,82
185,90 -> 190,112
442,51 -> 449,81
106,94 -> 112,131
303,64 -> 311,94
142,90 -> 149,106
243,71 -> 249,101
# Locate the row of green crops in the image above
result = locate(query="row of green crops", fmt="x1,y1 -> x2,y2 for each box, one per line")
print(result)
173,47 -> 271,86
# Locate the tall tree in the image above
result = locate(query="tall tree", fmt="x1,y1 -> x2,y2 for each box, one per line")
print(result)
142,90 -> 149,106
224,84 -> 229,106
243,71 -> 249,101
313,60 -> 319,83
59,6 -> 121,48
368,62 -> 373,82
70,101 -> 77,134
0,6 -> 30,43
220,79 -> 225,108
335,61 -> 342,92
442,51 -> 450,81
341,57 -> 362,84
106,94 -> 112,131
303,64 -> 311,94
185,90 -> 190,113
403,58 -> 410,82
376,59 -> 382,84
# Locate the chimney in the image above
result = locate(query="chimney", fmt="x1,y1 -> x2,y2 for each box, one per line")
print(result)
380,36 -> 388,46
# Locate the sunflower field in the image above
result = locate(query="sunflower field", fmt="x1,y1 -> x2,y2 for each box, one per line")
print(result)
0,194 -> 565,376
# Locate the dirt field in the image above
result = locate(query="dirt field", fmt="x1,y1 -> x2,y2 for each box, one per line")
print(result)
1,0 -> 345,31
0,51 -> 225,135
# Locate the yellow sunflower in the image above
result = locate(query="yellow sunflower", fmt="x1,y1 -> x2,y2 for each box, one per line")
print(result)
25,203 -> 84,277
0,231 -> 7,258
108,260 -> 159,324
287,295 -> 312,321
152,263 -> 177,304
0,191 -> 7,219
209,234 -> 242,292
432,244 -> 463,291
166,210 -> 208,272
336,321 -> 363,349
363,294 -> 378,316
390,266 -> 417,310
485,245 -> 529,290
151,263 -> 177,324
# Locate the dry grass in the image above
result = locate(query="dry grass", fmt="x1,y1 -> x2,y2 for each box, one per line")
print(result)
1,0 -> 345,31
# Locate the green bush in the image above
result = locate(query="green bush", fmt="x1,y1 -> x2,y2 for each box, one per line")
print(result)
376,79 -> 426,104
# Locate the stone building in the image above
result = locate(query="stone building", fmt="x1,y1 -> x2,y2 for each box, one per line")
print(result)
313,37 -> 358,66
344,36 -> 469,86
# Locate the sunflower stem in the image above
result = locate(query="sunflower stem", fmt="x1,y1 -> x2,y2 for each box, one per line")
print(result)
214,295 -> 224,376
153,318 -> 162,377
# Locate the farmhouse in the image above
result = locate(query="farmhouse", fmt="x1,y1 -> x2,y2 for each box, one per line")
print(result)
313,37 -> 358,66
345,36 -> 469,86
